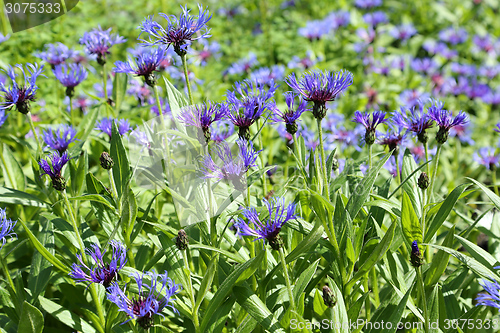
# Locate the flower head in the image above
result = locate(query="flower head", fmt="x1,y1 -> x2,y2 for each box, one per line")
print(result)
428,99 -> 468,144
96,117 -> 131,138
476,273 -> 500,311
410,240 -> 423,267
35,43 -> 78,67
43,124 -> 77,154
70,240 -> 127,288
79,26 -> 126,65
53,63 -> 88,97
0,63 -> 45,114
378,123 -> 407,155
392,102 -> 434,143
107,270 -> 181,329
114,47 -> 168,87
352,111 -> 387,145
233,197 -> 298,250
390,24 -> 417,41
139,5 -> 212,56
201,139 -> 260,190
39,152 -> 70,191
225,52 -> 258,76
211,120 -> 234,142
286,70 -> 353,120
178,102 -> 228,143
0,109 -> 7,128
272,92 -> 308,135
0,208 -> 16,250
474,148 -> 500,171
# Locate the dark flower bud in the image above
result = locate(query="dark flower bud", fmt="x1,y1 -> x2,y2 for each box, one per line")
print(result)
418,172 -> 429,190
176,229 -> 189,251
286,122 -> 298,135
66,86 -> 75,98
436,127 -> 449,145
17,100 -> 30,114
268,234 -> 283,251
145,73 -> 157,88
52,175 -> 67,192
322,285 -> 336,307
332,156 -> 339,172
238,126 -> 251,141
365,130 -> 376,146
97,54 -> 106,66
410,240 -> 423,268
100,152 -> 114,170
312,103 -> 327,120
417,131 -> 428,144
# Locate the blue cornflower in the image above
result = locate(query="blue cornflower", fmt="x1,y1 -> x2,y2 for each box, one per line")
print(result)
39,152 -> 70,191
495,123 -> 500,134
474,148 -> 500,171
428,99 -> 468,144
476,270 -> 500,311
70,240 -> 127,288
107,270 -> 180,329
113,47 -> 167,87
298,20 -> 330,40
0,109 -> 7,128
53,63 -> 88,97
211,120 -> 235,143
225,52 -> 259,76
354,0 -> 382,9
43,124 -> 77,154
96,117 -> 131,138
35,42 -> 78,67
250,65 -> 285,86
138,5 -> 212,56
201,139 -> 260,190
0,207 -> 16,250
0,63 -> 45,114
439,27 -> 468,45
392,102 -> 434,144
191,39 -> 221,66
363,11 -> 388,27
226,80 -> 277,140
151,97 -> 171,117
79,26 -> 126,65
286,70 -> 353,120
233,196 -> 298,250
178,102 -> 228,143
272,91 -> 308,135
288,51 -> 321,70
352,110 -> 388,145
378,123 -> 407,155
410,240 -> 423,267
390,24 -> 417,41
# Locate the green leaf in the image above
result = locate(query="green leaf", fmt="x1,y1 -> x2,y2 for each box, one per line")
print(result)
121,189 -> 138,240
467,177 -> 500,210
75,103 -> 100,146
424,226 -> 455,286
293,259 -> 319,302
110,121 -> 131,198
427,284 -> 440,333
455,234 -> 500,269
68,194 -> 115,210
328,276 -> 349,333
400,149 -> 423,218
0,187 -> 48,207
18,219 -> 68,274
112,72 -> 128,112
233,285 -> 286,333
401,191 -> 422,247
200,251 -> 265,332
424,184 -> 469,243
163,76 -> 188,133
17,301 -> 44,333
188,244 -> 245,263
1,144 -> 26,191
39,296 -> 95,333
346,220 -> 396,291
365,284 -> 412,333
69,151 -> 88,196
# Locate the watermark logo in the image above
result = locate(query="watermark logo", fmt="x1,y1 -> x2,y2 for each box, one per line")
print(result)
3,0 -> 78,32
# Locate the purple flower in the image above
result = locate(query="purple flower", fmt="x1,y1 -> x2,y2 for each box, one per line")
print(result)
472,34 -> 497,54
0,109 -> 7,128
384,154 -> 403,178
178,102 -> 228,143
53,64 -> 88,97
449,122 -> 474,145
35,43 -> 78,67
476,271 -> 500,311
479,65 -> 500,80
0,33 -> 9,44
428,99 -> 468,144
0,63 -> 45,114
378,124 -> 407,155
363,11 -> 388,27
96,117 -> 131,137
411,57 -> 439,75
326,10 -> 350,29
250,65 -> 285,86
201,139 -> 260,190
127,79 -> 153,105
287,51 -> 321,70
410,240 -> 423,267
325,125 -> 362,151
151,97 -> 171,117
139,5 -> 212,56
354,0 -> 382,9
39,152 -> 70,191
298,20 -> 330,40
113,47 -> 167,87
272,92 -> 307,135
226,80 -> 277,139
483,89 -> 500,105
450,63 -> 476,77
233,197 -> 298,250
191,40 -> 221,66
79,26 -> 126,65
399,89 -> 430,109
474,147 -> 500,170
390,24 -> 417,41
407,140 -> 436,163
439,27 -> 468,45
211,120 -> 235,142
0,207 -> 16,250
352,110 -> 387,145
286,70 -> 353,120
392,102 -> 434,143
225,52 -> 258,76
69,240 -> 127,288
495,123 -> 500,134
43,124 -> 77,154
107,270 -> 180,329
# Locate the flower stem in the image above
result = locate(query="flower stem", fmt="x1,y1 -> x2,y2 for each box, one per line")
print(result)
424,142 -> 430,176
0,0 -> 9,36
395,153 -> 401,186
368,144 -> 372,169
278,246 -> 296,311
416,267 -> 429,333
316,118 -> 330,200
27,112 -> 42,154
363,274 -> 371,320
181,54 -> 194,105
102,64 -> 108,103
69,96 -> 75,126
257,119 -> 268,196
427,144 -> 442,204
108,169 -> 121,212
493,166 -> 499,196
0,253 -> 15,293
